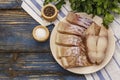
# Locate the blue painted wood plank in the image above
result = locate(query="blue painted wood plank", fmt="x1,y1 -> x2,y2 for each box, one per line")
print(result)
0,0 -> 85,79
0,10 -> 55,53
0,0 -> 22,9
0,74 -> 86,80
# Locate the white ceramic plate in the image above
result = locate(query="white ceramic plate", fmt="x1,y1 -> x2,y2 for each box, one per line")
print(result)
50,17 -> 115,74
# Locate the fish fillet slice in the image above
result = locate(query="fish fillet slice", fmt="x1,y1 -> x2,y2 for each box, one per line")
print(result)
57,21 -> 86,36
66,12 -> 93,28
56,33 -> 82,46
85,21 -> 108,64
57,46 -> 82,58
61,55 -> 90,68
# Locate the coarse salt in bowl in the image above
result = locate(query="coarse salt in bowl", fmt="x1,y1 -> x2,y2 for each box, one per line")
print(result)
35,28 -> 46,39
32,25 -> 49,42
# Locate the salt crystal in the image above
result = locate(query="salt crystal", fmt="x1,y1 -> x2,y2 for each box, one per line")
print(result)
35,28 -> 46,39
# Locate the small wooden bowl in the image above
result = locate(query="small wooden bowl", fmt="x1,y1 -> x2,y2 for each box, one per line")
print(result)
32,25 -> 49,42
41,4 -> 58,21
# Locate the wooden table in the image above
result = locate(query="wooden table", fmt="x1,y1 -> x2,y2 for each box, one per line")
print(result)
0,0 -> 86,79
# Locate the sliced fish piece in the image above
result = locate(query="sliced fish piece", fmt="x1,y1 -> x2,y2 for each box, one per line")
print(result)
56,33 -> 82,46
96,52 -> 105,64
57,46 -> 81,58
86,35 -> 98,51
85,23 -> 101,36
97,37 -> 108,52
57,21 -> 86,36
99,26 -> 108,37
66,12 -> 93,28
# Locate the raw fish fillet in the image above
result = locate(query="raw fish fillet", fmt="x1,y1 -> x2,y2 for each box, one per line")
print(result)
66,12 -> 93,28
57,21 -> 86,36
56,33 -> 82,46
85,23 -> 108,64
57,46 -> 86,58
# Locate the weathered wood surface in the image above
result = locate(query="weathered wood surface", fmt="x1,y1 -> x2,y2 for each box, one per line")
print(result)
0,0 -> 86,79
0,53 -> 85,79
0,10 -> 55,53
0,0 -> 22,9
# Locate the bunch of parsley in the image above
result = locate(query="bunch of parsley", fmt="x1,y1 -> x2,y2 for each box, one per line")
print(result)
44,0 -> 120,28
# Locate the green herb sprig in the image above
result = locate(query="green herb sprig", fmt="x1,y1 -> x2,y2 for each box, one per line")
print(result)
44,0 -> 65,10
44,0 -> 120,28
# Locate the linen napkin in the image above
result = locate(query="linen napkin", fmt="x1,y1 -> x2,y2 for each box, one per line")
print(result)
21,0 -> 71,26
21,0 -> 120,80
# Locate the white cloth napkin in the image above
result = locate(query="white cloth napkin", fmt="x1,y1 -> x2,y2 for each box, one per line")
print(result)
21,0 -> 71,26
21,0 -> 120,80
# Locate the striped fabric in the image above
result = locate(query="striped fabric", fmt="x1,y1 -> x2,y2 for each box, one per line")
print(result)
21,0 -> 120,80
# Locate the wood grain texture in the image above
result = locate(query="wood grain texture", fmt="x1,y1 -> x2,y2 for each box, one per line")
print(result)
0,53 -> 85,79
0,74 -> 85,80
0,0 -> 86,79
0,0 -> 22,9
0,10 -> 55,53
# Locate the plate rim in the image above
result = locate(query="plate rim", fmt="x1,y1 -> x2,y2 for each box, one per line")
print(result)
50,16 -> 115,74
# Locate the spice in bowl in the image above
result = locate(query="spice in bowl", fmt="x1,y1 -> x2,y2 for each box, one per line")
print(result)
32,25 -> 49,42
41,4 -> 58,21
44,6 -> 55,17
